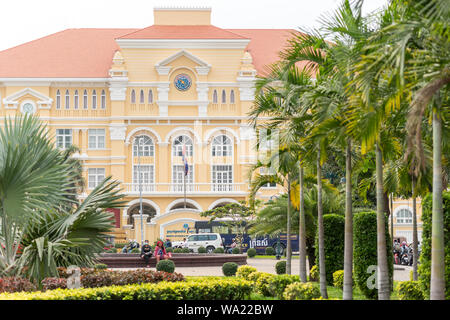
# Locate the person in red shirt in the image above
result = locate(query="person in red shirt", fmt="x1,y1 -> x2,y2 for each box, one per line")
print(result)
154,240 -> 170,264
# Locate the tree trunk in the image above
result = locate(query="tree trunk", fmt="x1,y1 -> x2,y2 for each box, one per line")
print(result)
412,177 -> 419,281
286,177 -> 292,275
306,237 -> 316,272
343,139 -> 353,300
390,194 -> 394,242
299,162 -> 307,282
317,148 -> 328,298
376,142 -> 390,300
430,101 -> 445,300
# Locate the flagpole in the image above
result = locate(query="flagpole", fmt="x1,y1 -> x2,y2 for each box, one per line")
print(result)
184,170 -> 186,209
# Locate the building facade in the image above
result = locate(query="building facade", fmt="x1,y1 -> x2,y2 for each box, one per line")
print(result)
392,198 -> 423,244
0,7 -> 292,243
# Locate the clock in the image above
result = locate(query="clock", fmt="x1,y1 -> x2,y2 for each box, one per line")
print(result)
20,101 -> 36,114
174,74 -> 192,91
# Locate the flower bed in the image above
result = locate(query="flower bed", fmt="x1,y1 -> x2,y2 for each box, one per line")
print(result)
0,278 -> 253,300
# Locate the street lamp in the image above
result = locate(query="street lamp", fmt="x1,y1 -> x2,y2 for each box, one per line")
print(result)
138,137 -> 144,247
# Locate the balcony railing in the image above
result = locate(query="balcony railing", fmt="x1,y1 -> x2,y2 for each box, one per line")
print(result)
122,183 -> 248,194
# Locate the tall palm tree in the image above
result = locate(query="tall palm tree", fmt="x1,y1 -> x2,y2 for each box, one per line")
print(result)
354,0 -> 449,299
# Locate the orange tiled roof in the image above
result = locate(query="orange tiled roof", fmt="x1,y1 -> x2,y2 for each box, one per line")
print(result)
0,27 -> 300,78
118,25 -> 248,39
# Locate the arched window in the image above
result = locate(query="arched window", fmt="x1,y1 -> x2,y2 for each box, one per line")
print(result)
133,135 -> 154,157
127,204 -> 156,225
170,202 -> 197,211
131,89 -> 136,103
101,90 -> 106,109
139,90 -> 145,104
230,90 -> 235,104
65,90 -> 70,109
212,135 -> 232,157
83,90 -> 88,109
92,90 -> 97,109
56,90 -> 61,109
213,90 -> 218,104
148,90 -> 153,103
172,135 -> 193,157
74,90 -> 79,109
396,208 -> 413,224
221,90 -> 226,104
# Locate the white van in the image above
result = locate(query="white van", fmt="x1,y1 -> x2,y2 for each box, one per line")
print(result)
186,233 -> 223,253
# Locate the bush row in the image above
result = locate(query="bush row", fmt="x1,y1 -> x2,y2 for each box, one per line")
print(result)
0,278 -> 253,300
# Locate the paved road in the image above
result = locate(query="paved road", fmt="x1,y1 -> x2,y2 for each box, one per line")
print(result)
114,258 -> 412,281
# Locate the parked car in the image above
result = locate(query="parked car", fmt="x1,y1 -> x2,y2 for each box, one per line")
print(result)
186,233 -> 223,253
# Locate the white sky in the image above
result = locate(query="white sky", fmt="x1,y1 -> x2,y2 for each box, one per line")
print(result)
0,0 -> 388,51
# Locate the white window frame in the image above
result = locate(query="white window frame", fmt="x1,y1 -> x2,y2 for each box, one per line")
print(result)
212,90 -> 218,104
56,129 -> 72,149
221,90 -> 226,104
74,90 -> 79,109
132,164 -> 155,191
88,129 -> 106,149
83,90 -> 88,109
139,89 -> 145,104
131,89 -> 136,104
396,208 -> 413,224
56,90 -> 61,109
92,90 -> 97,109
211,164 -> 233,192
212,135 -> 233,157
259,167 -> 277,188
133,135 -> 155,157
101,90 -> 106,109
88,168 -> 105,189
172,135 -> 194,157
172,164 -> 194,191
65,90 -> 70,109
148,89 -> 153,103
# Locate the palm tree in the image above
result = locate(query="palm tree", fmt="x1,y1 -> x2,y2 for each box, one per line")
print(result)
0,115 -> 125,285
354,0 -> 449,299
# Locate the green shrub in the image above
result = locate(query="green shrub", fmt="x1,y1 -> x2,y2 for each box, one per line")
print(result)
309,265 -> 319,282
198,246 -> 207,254
222,262 -> 239,277
173,248 -> 183,253
181,248 -> 190,253
418,192 -> 450,300
213,247 -> 225,253
255,273 -> 276,296
283,282 -> 321,300
247,271 -> 269,283
265,247 -> 275,256
396,281 -> 425,300
232,247 -> 240,254
0,278 -> 253,300
268,274 -> 300,298
353,211 -> 393,299
114,243 -> 127,249
315,214 -> 345,285
93,264 -> 108,270
236,265 -> 257,280
166,247 -> 173,253
156,260 -> 175,273
275,261 -> 286,275
332,270 -> 344,288
130,248 -> 140,254
246,248 -> 256,258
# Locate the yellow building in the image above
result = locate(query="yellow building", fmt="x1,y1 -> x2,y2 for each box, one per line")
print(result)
0,7 -> 293,243
392,198 -> 423,244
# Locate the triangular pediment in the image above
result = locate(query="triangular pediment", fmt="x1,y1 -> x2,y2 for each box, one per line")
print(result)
3,87 -> 53,108
155,50 -> 211,75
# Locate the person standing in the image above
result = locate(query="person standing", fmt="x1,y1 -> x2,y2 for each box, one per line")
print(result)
140,240 -> 153,267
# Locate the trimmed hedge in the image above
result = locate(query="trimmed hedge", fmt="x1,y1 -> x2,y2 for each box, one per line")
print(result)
255,273 -> 275,296
267,274 -> 300,299
0,277 -> 37,293
265,247 -> 275,256
198,246 -> 207,254
246,248 -> 257,258
236,266 -> 257,280
232,247 -> 240,254
418,192 -> 450,300
0,278 -> 253,300
353,211 -> 393,300
156,260 -> 175,273
222,262 -> 238,276
396,281 -> 424,300
283,282 -> 321,300
309,265 -> 319,282
213,247 -> 225,254
275,261 -> 286,275
315,214 -> 345,285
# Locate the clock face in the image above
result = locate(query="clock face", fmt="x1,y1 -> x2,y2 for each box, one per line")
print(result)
21,102 -> 35,114
174,74 -> 192,91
